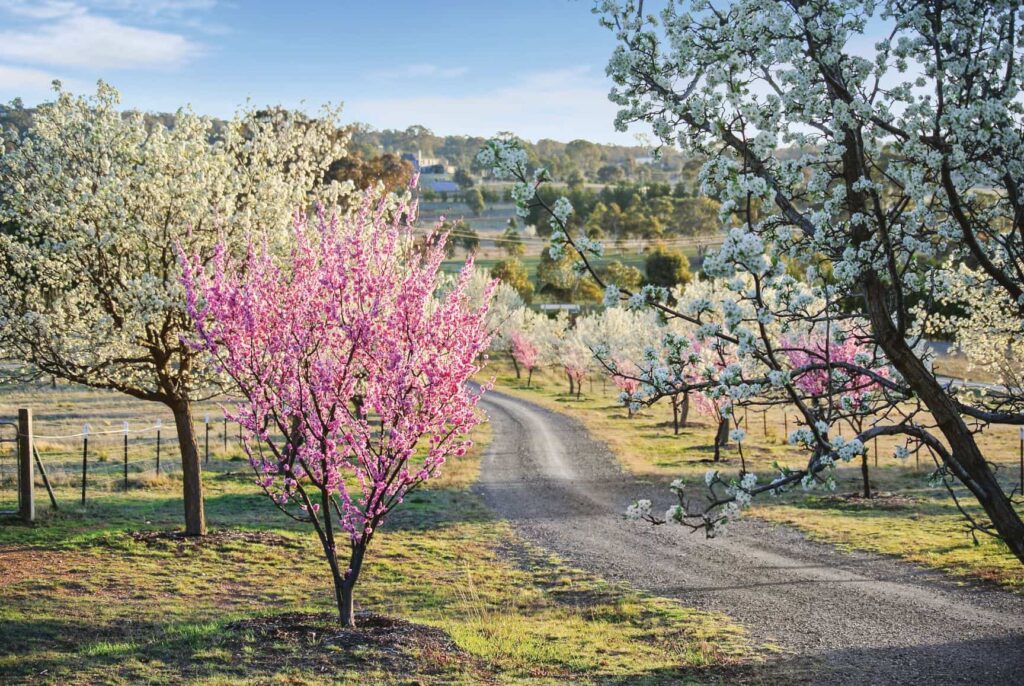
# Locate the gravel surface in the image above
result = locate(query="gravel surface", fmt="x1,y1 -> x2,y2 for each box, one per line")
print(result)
475,390 -> 1024,685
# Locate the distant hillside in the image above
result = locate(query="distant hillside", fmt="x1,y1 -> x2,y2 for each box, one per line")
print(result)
348,124 -> 696,186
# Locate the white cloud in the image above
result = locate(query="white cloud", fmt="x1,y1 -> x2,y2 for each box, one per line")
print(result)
0,0 -> 217,19
92,0 -> 217,19
371,63 -> 469,80
0,64 -> 88,99
0,12 -> 203,68
0,0 -> 83,19
346,66 -> 637,145
0,64 -> 60,90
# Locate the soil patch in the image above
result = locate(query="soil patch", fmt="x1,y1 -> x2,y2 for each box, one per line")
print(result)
227,611 -> 469,677
128,528 -> 300,552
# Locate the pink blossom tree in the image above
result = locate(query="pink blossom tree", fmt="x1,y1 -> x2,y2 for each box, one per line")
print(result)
688,385 -> 734,463
611,369 -> 642,418
565,363 -> 588,400
556,332 -> 591,399
784,335 -> 890,497
510,330 -> 539,387
181,192 -> 493,627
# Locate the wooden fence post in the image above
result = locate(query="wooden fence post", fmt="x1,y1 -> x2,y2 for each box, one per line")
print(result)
17,408 -> 34,523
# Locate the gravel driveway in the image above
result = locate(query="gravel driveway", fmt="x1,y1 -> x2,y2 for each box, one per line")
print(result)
475,390 -> 1024,685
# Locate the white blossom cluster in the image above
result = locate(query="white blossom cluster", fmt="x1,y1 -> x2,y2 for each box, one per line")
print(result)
0,82 -> 350,397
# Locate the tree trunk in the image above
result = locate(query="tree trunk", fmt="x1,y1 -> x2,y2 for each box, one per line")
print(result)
680,392 -> 690,428
527,368 -> 534,388
315,511 -> 364,628
340,583 -> 355,627
861,452 -> 871,499
713,416 -> 729,462
170,399 -> 206,536
671,394 -> 679,434
832,115 -> 1024,561
567,371 -> 574,397
337,543 -> 366,627
510,355 -> 520,380
863,277 -> 1024,562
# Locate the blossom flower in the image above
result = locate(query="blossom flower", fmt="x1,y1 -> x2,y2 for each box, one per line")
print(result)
181,188 -> 492,626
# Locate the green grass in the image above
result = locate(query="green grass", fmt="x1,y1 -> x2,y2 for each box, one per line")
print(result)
0,380 -> 764,685
487,360 -> 1024,592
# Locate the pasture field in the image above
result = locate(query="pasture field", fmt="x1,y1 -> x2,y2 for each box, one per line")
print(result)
0,381 -> 769,686
487,360 -> 1024,592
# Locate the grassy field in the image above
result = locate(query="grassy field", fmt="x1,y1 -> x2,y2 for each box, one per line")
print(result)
486,360 -> 1024,593
0,381 -> 776,685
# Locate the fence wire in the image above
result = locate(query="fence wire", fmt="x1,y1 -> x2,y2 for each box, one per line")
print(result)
0,416 -> 247,506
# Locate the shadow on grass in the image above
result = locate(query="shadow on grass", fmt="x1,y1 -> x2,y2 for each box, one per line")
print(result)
0,477 -> 492,547
0,612 -> 478,685
6,611 -> 1021,685
0,616 -> 227,681
784,493 -> 974,518
385,487 -> 493,531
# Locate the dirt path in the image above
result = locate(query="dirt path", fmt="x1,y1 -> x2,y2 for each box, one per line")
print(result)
475,390 -> 1024,685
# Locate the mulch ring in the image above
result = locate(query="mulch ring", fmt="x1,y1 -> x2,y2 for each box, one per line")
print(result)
227,611 -> 470,676
128,528 -> 302,552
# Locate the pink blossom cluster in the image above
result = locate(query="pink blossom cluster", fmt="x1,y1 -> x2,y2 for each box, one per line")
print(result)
610,356 -> 642,397
510,331 -> 538,372
181,192 -> 493,544
784,336 -> 887,404
612,372 -> 641,396
565,363 -> 587,387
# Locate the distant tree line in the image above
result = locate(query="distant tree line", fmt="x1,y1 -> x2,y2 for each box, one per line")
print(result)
491,246 -> 693,305
524,182 -> 722,240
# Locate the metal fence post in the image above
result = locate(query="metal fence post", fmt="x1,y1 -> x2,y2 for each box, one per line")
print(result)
155,419 -> 161,476
123,421 -> 129,491
17,408 -> 34,523
81,424 -> 89,505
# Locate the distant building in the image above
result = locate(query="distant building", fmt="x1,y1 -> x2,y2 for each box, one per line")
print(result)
419,163 -> 447,175
401,150 -> 453,175
426,180 -> 459,194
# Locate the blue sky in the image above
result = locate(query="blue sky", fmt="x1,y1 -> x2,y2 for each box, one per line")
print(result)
0,0 -> 635,143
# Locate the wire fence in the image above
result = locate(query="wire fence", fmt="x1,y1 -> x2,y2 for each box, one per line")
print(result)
0,414 -> 246,510
0,435 -> 17,512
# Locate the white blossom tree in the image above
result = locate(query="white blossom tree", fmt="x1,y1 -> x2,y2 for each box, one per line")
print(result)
929,261 -> 1024,395
481,0 -> 1024,561
0,83 -> 350,535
